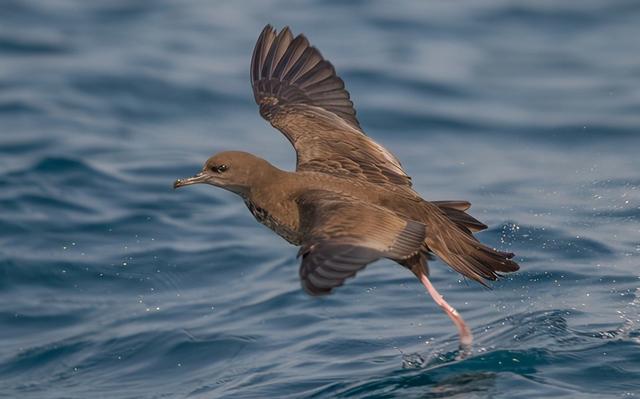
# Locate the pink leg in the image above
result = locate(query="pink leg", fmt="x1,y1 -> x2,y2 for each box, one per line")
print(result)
419,273 -> 473,350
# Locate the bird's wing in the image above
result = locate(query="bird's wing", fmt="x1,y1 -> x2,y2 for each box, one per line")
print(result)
296,190 -> 426,295
251,25 -> 413,188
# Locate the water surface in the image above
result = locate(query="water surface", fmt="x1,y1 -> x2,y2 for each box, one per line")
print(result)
1,1 -> 639,398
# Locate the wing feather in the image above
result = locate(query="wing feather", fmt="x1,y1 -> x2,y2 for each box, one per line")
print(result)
296,190 -> 426,295
251,25 -> 412,188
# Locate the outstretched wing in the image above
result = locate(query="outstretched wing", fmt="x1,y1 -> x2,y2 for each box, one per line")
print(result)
296,190 -> 426,295
251,25 -> 413,188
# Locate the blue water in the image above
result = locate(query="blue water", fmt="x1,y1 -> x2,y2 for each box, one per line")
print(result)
1,1 -> 639,398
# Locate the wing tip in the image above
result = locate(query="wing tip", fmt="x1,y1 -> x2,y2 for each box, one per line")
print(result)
301,280 -> 334,296
250,24 -> 361,129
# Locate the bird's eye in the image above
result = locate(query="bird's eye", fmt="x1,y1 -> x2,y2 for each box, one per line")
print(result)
217,164 -> 228,173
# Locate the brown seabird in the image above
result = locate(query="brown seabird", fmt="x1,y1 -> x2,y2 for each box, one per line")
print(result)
174,25 -> 519,350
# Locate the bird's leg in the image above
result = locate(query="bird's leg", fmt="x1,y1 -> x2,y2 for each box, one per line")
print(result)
419,272 -> 473,352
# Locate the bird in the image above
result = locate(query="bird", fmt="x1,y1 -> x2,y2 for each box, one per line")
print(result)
174,24 -> 519,350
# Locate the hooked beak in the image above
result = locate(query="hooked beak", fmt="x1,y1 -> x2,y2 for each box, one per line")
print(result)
173,172 -> 207,189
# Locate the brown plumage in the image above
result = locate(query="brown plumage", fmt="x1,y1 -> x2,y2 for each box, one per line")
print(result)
174,25 -> 520,350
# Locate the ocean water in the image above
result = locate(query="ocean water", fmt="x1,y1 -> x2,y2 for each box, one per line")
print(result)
1,0 -> 639,397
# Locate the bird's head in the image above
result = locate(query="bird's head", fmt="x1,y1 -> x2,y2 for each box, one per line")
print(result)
173,151 -> 275,196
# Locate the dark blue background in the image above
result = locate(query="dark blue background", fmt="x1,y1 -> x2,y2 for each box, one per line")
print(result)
1,1 -> 639,397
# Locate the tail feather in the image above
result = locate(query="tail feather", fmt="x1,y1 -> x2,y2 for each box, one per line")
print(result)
431,200 -> 471,211
434,200 -> 487,233
441,207 -> 488,233
426,213 -> 519,285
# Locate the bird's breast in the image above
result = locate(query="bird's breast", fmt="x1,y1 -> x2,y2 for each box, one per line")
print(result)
244,199 -> 302,245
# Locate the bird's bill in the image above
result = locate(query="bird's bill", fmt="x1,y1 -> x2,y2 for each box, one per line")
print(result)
173,172 -> 207,189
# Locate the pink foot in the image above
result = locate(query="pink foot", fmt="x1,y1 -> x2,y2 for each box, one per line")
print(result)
419,273 -> 473,354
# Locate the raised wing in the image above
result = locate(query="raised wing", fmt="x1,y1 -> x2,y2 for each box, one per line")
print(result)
251,25 -> 413,188
296,190 -> 426,295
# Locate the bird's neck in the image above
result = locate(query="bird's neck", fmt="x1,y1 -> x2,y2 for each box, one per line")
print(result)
242,169 -> 302,239
244,166 -> 293,204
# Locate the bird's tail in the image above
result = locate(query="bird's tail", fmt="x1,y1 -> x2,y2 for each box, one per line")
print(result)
432,200 -> 488,233
425,202 -> 519,285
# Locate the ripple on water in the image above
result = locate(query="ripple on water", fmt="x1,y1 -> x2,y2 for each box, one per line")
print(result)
306,307 -> 640,398
1,1 -> 640,398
